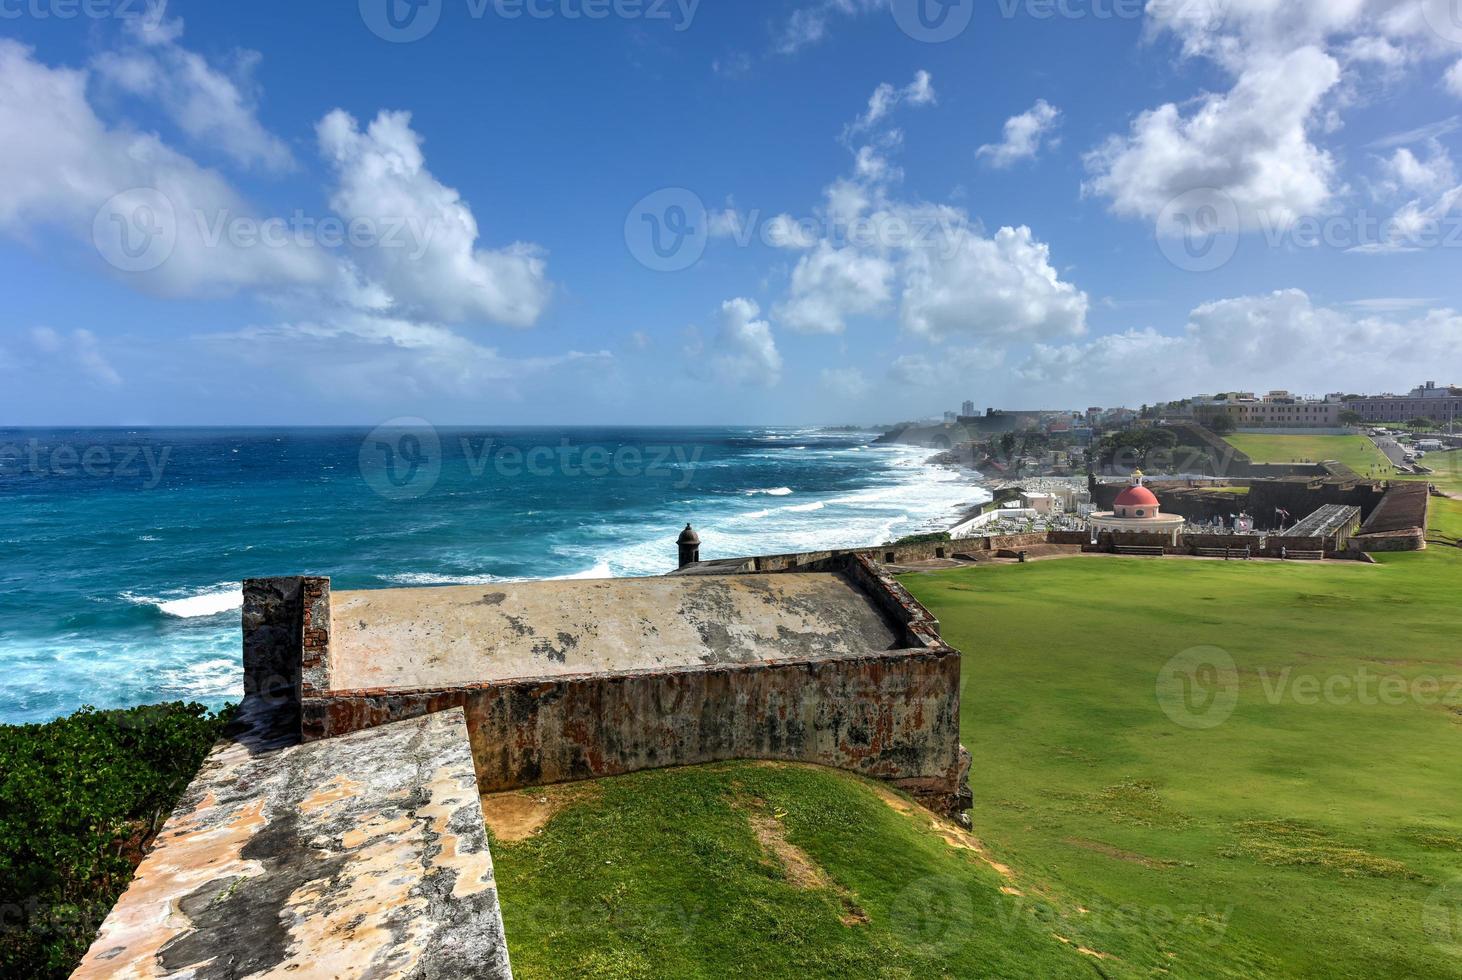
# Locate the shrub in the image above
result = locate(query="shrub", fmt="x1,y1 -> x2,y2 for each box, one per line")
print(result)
888,532 -> 952,547
0,702 -> 233,979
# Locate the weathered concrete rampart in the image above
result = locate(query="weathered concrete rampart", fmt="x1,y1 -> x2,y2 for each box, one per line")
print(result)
679,532 -> 1072,573
72,705 -> 512,979
308,646 -> 967,816
245,557 -> 972,822
1352,482 -> 1430,552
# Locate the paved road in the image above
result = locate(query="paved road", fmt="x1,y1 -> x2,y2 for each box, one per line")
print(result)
1371,435 -> 1409,470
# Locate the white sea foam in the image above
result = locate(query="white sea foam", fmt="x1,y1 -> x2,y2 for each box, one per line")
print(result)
160,657 -> 241,698
744,487 -> 794,496
125,586 -> 243,619
381,572 -> 507,586
1,627 -> 244,724
384,559 -> 617,587
547,560 -> 615,581
551,443 -> 991,581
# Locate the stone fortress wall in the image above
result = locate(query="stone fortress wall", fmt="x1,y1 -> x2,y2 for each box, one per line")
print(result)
246,554 -> 973,823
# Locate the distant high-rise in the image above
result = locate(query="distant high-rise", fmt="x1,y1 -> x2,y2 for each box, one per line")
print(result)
961,400 -> 975,418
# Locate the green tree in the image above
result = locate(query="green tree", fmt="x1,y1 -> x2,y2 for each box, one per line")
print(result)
1207,414 -> 1238,436
1095,428 -> 1179,470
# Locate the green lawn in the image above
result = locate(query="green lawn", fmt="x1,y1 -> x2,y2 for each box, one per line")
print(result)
492,503 -> 1462,979
901,525 -> 1462,980
1420,450 -> 1462,495
1225,433 -> 1398,476
492,764 -> 1104,979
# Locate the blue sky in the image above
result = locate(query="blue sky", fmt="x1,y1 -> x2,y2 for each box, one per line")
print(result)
2,0 -> 1462,425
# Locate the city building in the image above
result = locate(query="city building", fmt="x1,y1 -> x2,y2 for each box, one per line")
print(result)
1195,393 -> 1343,428
954,409 -> 1048,434
962,400 -> 976,418
1345,382 -> 1462,426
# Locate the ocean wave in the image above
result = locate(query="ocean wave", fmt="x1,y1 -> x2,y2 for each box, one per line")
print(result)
743,487 -> 793,496
547,560 -> 615,581
125,586 -> 243,619
160,657 -> 241,698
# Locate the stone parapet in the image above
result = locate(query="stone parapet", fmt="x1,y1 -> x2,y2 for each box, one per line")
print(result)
71,708 -> 512,980
254,562 -> 972,826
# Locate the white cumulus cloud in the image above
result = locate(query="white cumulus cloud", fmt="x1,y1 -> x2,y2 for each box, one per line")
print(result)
92,19 -> 295,172
774,0 -> 882,55
978,100 -> 1062,168
1018,289 -> 1462,403
901,224 -> 1090,341
709,298 -> 782,386
775,244 -> 894,334
0,40 -> 334,298
850,71 -> 936,133
708,77 -> 1089,348
318,109 -> 552,328
1085,46 -> 1341,231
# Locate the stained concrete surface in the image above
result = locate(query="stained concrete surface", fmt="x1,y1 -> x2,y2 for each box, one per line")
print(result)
328,573 -> 900,692
71,707 -> 512,980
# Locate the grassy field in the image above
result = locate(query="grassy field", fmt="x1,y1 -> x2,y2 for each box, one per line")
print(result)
491,501 -> 1462,979
1421,450 -> 1462,495
1224,428 -> 1462,495
491,764 -> 1104,979
902,519 -> 1462,979
1225,433 -> 1397,476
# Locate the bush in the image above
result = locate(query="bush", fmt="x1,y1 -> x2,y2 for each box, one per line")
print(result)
0,702 -> 233,979
888,532 -> 952,547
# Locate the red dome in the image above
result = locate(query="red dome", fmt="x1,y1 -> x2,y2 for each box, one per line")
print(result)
1114,485 -> 1159,508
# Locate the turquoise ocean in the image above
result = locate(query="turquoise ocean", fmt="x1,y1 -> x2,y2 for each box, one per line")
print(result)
0,426 -> 990,724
